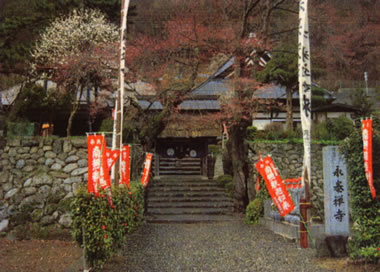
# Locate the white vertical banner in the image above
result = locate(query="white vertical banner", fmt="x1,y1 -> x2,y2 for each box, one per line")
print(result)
298,0 -> 312,191
119,0 -> 130,179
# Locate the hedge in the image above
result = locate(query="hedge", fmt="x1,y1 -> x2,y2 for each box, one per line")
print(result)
71,182 -> 144,269
340,129 -> 380,263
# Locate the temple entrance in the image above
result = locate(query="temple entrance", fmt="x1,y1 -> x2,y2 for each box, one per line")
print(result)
154,137 -> 216,177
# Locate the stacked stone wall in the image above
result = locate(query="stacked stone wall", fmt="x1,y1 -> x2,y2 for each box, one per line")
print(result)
248,143 -> 325,221
0,136 -> 145,232
0,137 -> 89,229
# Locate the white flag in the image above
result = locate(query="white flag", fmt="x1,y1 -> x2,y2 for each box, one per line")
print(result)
298,0 -> 312,191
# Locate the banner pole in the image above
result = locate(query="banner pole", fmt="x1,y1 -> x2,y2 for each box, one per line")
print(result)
82,226 -> 89,272
298,0 -> 313,248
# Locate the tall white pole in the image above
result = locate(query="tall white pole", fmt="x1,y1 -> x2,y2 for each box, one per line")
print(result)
298,0 -> 312,196
112,0 -> 130,183
298,0 -> 312,248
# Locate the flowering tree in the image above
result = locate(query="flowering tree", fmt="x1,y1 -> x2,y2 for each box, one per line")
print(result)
32,8 -> 119,136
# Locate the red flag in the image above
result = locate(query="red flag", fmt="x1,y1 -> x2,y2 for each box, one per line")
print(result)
256,156 -> 295,217
120,145 -> 131,187
87,135 -> 111,195
141,153 -> 153,187
105,148 -> 120,170
362,119 -> 376,199
284,177 -> 303,189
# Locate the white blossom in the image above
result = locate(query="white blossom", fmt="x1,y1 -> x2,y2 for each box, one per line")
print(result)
32,8 -> 118,73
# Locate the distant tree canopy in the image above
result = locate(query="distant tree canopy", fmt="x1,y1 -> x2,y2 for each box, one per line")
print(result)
8,82 -> 71,123
1,0 -> 379,87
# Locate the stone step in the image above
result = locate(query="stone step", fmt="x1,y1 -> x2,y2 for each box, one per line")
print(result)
147,176 -> 235,223
148,196 -> 233,203
148,186 -> 224,192
146,214 -> 240,224
147,201 -> 234,209
153,176 -> 205,182
147,207 -> 233,215
148,191 -> 228,198
150,182 -> 218,187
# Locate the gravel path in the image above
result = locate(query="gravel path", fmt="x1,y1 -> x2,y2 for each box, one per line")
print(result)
103,221 -> 332,272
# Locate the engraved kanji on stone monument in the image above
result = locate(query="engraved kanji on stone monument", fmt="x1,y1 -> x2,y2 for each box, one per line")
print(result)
323,146 -> 350,236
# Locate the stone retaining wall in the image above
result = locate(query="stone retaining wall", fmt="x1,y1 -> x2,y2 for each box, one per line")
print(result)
0,137 -> 90,230
0,138 -> 332,231
0,137 -> 145,232
248,143 -> 326,221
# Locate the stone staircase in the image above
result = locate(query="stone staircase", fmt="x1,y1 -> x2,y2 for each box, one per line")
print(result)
146,176 -> 237,223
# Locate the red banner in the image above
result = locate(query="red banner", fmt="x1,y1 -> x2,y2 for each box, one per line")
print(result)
362,119 -> 376,199
87,135 -> 111,195
141,153 -> 153,187
120,145 -> 131,187
105,148 -> 120,170
284,177 -> 303,189
256,156 -> 295,217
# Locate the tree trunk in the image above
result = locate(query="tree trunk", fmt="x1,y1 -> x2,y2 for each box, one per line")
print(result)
286,88 -> 293,131
66,86 -> 83,137
228,123 -> 250,211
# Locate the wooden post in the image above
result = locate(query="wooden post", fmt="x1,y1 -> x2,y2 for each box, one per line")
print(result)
300,168 -> 311,248
300,198 -> 311,248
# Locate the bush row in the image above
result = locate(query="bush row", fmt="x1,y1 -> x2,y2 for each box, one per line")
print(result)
247,115 -> 354,142
245,177 -> 270,224
70,182 -> 144,269
340,129 -> 380,263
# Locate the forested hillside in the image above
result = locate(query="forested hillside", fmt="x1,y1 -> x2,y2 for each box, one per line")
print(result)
0,0 -> 379,89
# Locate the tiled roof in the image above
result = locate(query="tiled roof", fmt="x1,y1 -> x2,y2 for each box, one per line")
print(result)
190,79 -> 230,96
137,99 -> 220,110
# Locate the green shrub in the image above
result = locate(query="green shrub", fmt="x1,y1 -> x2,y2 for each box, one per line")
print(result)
58,198 -> 73,212
216,175 -> 232,187
225,182 -> 234,198
246,126 -> 258,141
264,122 -> 285,140
340,129 -> 380,263
208,144 -> 221,155
7,121 -> 37,137
71,182 -> 144,269
313,121 -> 330,140
255,177 -> 270,202
245,198 -> 264,224
99,118 -> 113,132
252,123 -> 303,141
313,115 -> 354,141
215,175 -> 234,197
